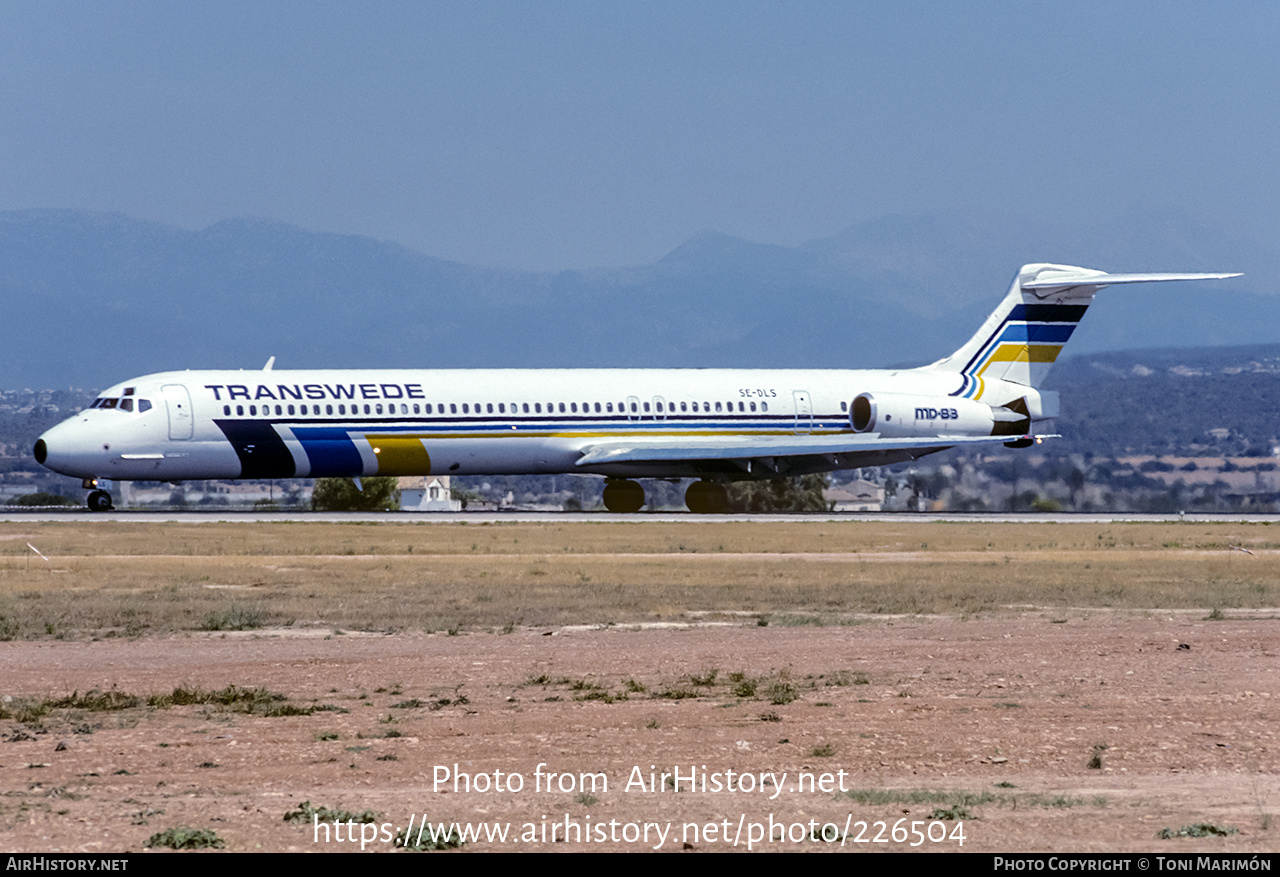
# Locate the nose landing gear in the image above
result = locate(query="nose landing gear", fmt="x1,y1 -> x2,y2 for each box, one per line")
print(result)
87,490 -> 114,512
82,479 -> 113,512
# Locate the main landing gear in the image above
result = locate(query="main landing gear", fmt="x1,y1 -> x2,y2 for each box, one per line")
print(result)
600,479 -> 730,514
602,479 -> 645,513
684,480 -> 729,514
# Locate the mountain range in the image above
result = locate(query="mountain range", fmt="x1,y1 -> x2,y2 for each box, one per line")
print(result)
2,209 -> 1269,390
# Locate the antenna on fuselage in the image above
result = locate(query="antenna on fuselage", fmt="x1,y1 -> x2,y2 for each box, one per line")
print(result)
263,356 -> 275,371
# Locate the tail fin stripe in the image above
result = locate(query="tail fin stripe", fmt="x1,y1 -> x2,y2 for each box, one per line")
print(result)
959,343 -> 1064,400
957,316 -> 1082,380
994,324 -> 1077,345
1007,304 -> 1090,322
981,344 -> 1063,365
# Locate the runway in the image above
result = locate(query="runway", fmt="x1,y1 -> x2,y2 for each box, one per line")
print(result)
5,509 -> 1280,524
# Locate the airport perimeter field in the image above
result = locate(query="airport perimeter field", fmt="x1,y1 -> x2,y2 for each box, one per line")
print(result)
0,519 -> 1277,853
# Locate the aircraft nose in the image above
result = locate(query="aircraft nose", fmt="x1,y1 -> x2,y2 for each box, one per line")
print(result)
34,420 -> 101,477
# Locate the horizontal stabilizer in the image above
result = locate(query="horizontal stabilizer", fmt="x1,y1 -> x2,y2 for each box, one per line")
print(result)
1022,270 -> 1241,290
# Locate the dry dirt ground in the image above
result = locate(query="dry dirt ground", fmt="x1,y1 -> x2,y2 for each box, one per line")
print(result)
1,612 -> 1276,853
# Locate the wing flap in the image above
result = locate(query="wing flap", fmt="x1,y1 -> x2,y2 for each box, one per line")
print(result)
575,433 -> 1040,467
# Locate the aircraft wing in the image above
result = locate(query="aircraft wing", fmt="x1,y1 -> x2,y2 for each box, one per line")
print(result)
574,433 -> 1039,472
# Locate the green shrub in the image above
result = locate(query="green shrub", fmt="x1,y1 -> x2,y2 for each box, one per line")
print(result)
146,827 -> 225,849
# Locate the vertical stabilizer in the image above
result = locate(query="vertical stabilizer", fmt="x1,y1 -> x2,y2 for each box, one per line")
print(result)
929,264 -> 1240,400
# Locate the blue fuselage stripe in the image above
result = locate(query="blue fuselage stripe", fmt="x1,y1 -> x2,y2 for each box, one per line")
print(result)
294,427 -> 365,477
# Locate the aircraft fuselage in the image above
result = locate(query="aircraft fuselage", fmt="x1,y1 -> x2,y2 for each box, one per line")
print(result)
35,365 -> 1013,484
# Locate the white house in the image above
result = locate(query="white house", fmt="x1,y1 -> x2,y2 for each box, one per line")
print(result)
397,475 -> 462,511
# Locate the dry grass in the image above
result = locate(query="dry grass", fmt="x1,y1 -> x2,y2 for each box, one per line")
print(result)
0,520 -> 1276,638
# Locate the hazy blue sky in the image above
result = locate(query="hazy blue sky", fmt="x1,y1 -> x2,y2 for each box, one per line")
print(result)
3,1 -> 1277,270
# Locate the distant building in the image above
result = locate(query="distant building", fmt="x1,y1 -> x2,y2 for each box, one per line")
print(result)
397,475 -> 462,511
825,479 -> 884,512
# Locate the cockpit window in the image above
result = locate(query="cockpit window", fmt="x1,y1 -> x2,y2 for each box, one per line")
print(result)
93,396 -> 151,413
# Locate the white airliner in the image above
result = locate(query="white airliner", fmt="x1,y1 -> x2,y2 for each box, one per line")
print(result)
35,263 -> 1239,513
